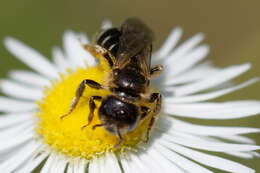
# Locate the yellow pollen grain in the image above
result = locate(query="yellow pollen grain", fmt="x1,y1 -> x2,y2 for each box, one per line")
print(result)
36,58 -> 152,159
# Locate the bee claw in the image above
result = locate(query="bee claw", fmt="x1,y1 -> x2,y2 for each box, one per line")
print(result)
114,139 -> 122,149
143,135 -> 149,143
92,123 -> 103,130
81,124 -> 88,131
60,114 -> 67,120
91,126 -> 96,130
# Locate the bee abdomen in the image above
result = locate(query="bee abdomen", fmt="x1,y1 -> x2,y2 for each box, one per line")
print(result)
96,28 -> 121,56
99,96 -> 139,125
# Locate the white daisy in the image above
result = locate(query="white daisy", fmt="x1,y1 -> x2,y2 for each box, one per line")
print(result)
0,20 -> 260,173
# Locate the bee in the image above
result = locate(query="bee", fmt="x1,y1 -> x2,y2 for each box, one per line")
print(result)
61,18 -> 163,148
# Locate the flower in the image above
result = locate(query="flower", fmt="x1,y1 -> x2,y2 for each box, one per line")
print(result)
0,20 -> 260,173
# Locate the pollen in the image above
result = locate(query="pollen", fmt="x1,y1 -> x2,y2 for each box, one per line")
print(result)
35,59 -> 152,160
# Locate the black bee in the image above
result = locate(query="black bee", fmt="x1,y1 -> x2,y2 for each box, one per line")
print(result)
61,18 -> 163,148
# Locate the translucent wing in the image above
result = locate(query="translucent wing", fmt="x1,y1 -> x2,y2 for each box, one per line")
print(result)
115,18 -> 154,75
134,45 -> 152,78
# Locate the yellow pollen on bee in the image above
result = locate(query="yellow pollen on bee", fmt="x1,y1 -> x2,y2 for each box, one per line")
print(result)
35,58 -> 153,160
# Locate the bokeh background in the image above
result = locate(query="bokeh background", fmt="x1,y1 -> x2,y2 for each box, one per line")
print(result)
0,0 -> 259,172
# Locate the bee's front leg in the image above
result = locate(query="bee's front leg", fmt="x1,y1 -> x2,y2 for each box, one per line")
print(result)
60,79 -> 103,120
84,44 -> 115,68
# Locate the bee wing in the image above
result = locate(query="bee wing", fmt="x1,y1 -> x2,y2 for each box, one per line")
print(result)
115,18 -> 154,75
134,45 -> 152,78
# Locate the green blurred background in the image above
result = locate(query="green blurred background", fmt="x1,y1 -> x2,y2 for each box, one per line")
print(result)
0,0 -> 259,172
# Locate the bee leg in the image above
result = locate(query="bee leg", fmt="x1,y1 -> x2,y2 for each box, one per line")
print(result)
140,106 -> 151,120
150,93 -> 162,114
84,44 -> 115,68
81,96 -> 102,130
114,126 -> 123,148
150,65 -> 163,78
145,93 -> 162,143
60,79 -> 103,119
91,123 -> 105,130
84,79 -> 103,89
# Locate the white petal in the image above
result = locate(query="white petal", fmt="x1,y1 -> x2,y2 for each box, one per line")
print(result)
77,159 -> 87,173
101,20 -> 113,30
18,152 -> 48,173
129,154 -> 158,173
0,129 -> 34,153
0,127 -> 33,150
170,63 -> 251,96
103,153 -> 121,173
159,131 -> 260,152
126,156 -> 150,173
220,135 -> 256,144
40,153 -> 55,173
8,70 -> 51,87
73,159 -> 80,173
54,157 -> 68,173
251,152 -> 260,158
164,100 -> 260,119
71,159 -> 86,173
48,154 -> 60,173
163,45 -> 209,85
138,151 -> 166,173
0,119 -> 32,138
178,133 -> 257,147
4,37 -> 59,79
0,97 -> 36,112
120,155 -> 143,173
78,32 -> 90,45
158,116 -> 260,136
0,141 -> 42,172
63,30 -> 96,67
52,47 -> 70,74
153,27 -> 183,60
155,143 -> 213,173
0,80 -> 43,100
120,157 -> 134,173
226,151 -> 258,159
153,62 -> 216,89
163,33 -> 205,63
147,148 -> 186,173
0,113 -> 32,128
165,78 -> 259,103
67,162 -> 73,173
88,157 -> 100,173
100,156 -> 107,173
164,61 -> 219,85
160,140 -> 255,173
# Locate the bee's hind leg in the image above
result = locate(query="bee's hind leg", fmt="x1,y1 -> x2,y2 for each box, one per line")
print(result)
81,95 -> 102,130
60,79 -> 103,120
145,93 -> 162,143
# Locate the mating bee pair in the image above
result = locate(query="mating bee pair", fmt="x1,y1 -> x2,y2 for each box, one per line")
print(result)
61,18 -> 163,148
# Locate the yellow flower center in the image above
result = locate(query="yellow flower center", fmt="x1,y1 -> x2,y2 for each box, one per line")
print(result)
36,58 -> 153,160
